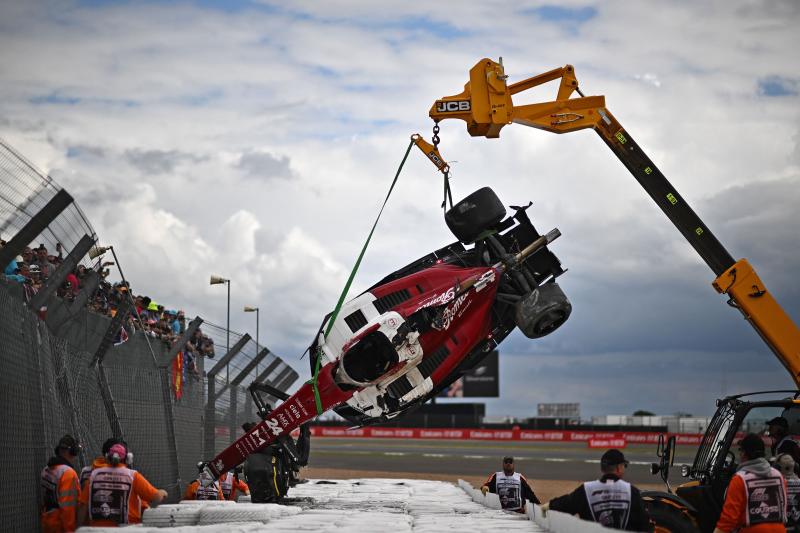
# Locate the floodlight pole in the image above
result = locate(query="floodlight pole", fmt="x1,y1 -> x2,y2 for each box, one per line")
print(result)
244,306 -> 260,375
211,275 -> 232,383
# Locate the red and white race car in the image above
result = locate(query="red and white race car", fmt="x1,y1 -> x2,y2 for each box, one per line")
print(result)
207,187 -> 571,479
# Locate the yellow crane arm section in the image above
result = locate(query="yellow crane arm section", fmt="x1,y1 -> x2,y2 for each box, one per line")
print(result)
428,58 -> 800,385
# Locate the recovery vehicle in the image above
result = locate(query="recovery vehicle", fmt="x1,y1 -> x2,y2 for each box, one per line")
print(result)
425,57 -> 800,532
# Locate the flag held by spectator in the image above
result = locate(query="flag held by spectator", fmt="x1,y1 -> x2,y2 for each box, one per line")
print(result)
113,326 -> 128,346
172,351 -> 183,399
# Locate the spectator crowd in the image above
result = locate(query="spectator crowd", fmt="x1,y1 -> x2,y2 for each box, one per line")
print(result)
1,239 -> 214,381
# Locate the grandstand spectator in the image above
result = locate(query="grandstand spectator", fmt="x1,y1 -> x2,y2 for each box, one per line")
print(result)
4,255 -> 27,283
21,246 -> 34,265
74,264 -> 90,291
65,272 -> 80,295
166,310 -> 181,335
2,239 -> 218,355
29,263 -> 43,285
33,244 -> 57,278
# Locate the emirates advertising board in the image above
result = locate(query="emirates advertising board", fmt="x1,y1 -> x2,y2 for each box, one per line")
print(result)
439,350 -> 499,398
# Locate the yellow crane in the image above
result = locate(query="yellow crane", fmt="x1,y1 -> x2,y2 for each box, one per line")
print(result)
420,57 -> 800,532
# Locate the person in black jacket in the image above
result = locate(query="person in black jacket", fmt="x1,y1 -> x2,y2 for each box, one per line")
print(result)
767,416 -> 800,462
241,421 -> 311,502
543,449 -> 652,532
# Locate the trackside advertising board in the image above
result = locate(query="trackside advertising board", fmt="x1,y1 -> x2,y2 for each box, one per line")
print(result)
439,350 -> 499,398
307,426 -> 703,445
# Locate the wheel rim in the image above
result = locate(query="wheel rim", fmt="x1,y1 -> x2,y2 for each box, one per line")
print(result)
534,310 -> 568,334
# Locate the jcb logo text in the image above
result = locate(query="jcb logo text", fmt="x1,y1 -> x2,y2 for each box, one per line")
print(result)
436,100 -> 470,113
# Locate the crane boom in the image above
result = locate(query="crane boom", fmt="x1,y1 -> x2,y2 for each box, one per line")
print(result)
429,57 -> 800,384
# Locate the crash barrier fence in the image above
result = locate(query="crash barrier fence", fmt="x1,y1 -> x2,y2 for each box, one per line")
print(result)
0,138 -> 97,268
458,479 -> 617,533
308,426 -> 704,445
0,284 -> 297,532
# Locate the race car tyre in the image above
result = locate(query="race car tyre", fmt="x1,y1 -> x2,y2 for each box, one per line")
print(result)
445,187 -> 507,244
647,499 -> 699,533
142,505 -> 201,527
515,283 -> 571,338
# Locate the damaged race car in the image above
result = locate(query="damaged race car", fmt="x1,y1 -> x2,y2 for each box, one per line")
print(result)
206,186 -> 571,479
318,186 -> 571,426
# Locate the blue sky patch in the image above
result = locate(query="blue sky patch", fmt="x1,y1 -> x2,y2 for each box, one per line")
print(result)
30,92 -> 81,105
176,88 -> 224,106
758,76 -> 798,97
79,0 -> 249,9
313,65 -> 340,79
30,91 -> 139,108
525,4 -> 598,27
387,16 -> 469,40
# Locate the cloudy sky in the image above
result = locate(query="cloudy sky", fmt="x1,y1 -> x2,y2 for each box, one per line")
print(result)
1,0 -> 798,418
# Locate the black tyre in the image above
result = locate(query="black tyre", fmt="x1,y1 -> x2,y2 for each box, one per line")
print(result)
514,283 -> 571,338
647,499 -> 699,533
445,187 -> 507,244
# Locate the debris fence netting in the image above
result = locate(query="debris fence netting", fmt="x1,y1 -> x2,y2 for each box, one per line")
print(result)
0,139 -> 97,263
0,138 -> 299,528
0,284 -> 299,530
201,320 -> 300,454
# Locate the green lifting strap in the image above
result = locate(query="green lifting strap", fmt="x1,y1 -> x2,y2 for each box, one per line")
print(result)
308,138 -> 416,415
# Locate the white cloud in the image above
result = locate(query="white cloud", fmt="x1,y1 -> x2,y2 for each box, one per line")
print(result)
1,0 -> 798,417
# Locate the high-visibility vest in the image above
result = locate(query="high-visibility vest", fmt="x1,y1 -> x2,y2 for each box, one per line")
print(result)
787,477 -> 800,530
79,466 -> 92,489
41,464 -> 72,512
495,471 -> 523,511
584,478 -> 632,529
221,473 -> 244,500
737,467 -> 787,526
88,465 -> 135,524
196,473 -> 221,500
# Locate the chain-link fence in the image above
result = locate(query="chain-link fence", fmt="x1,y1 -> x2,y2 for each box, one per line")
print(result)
200,320 -> 299,455
0,282 -> 299,530
0,138 -> 97,264
0,138 -> 300,530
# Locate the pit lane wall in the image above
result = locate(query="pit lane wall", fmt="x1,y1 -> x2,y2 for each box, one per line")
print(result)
308,426 -> 704,445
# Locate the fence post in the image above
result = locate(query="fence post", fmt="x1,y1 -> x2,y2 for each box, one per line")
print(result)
96,364 -> 124,439
89,300 -> 131,440
203,334 -> 250,458
273,367 -> 299,392
205,376 -> 216,459
47,270 -> 100,334
0,189 -> 73,269
89,299 -> 131,367
229,387 -> 237,445
29,234 -> 95,311
252,358 -> 281,386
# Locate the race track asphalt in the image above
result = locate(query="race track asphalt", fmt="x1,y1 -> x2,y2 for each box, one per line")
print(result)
305,438 -> 699,486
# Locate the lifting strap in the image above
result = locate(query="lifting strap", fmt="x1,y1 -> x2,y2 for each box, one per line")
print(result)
442,169 -> 453,213
308,138 -> 415,415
